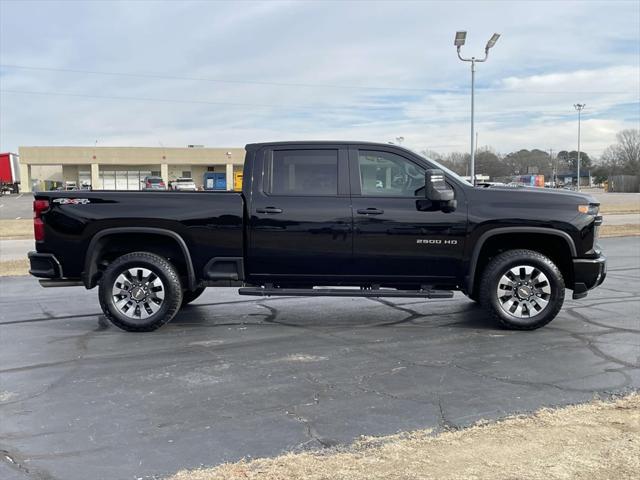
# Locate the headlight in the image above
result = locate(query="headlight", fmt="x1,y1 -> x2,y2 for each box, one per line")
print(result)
578,204 -> 599,215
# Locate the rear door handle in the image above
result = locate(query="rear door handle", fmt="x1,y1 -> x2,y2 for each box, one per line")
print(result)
256,207 -> 283,214
357,208 -> 384,215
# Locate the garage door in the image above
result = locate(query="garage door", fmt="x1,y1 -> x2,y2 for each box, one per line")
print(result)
100,170 -> 152,190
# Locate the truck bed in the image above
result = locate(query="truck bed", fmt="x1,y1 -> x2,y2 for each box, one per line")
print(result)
33,190 -> 245,286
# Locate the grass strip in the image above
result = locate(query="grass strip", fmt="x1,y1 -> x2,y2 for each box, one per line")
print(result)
170,394 -> 639,480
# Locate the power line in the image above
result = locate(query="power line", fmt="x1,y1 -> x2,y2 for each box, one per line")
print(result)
1,88 -> 606,117
0,64 -> 631,95
1,89 -> 442,111
0,64 -> 450,93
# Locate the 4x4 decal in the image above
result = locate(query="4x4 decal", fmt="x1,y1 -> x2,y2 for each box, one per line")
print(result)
52,198 -> 91,205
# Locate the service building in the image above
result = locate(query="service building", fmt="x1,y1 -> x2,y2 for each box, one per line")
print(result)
18,146 -> 246,192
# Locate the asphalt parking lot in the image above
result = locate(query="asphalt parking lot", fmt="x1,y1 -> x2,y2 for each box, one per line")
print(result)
0,194 -> 32,220
1,236 -> 638,480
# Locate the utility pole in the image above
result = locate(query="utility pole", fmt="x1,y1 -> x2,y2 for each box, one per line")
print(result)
455,31 -> 500,186
549,148 -> 555,187
574,103 -> 585,191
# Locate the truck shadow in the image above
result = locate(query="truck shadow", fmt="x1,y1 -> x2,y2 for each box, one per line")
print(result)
169,300 -> 502,331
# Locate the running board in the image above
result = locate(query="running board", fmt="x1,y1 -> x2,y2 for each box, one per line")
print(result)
238,286 -> 454,299
39,279 -> 84,288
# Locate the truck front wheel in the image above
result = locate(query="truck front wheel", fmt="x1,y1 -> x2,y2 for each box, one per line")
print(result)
98,252 -> 183,332
479,249 -> 565,330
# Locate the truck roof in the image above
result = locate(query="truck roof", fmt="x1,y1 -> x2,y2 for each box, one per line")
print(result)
245,141 -> 410,151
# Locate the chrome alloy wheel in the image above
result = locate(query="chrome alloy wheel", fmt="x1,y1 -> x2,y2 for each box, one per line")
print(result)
496,265 -> 551,319
111,267 -> 165,319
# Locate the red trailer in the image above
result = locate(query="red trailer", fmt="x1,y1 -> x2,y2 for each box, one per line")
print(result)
0,152 -> 21,193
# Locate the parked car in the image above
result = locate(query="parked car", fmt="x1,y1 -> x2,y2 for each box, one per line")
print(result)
476,182 -> 506,188
171,177 -> 197,191
28,141 -> 606,332
0,182 -> 17,195
141,176 -> 167,191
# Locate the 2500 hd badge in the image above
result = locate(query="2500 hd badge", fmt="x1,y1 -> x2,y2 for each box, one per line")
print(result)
417,239 -> 458,245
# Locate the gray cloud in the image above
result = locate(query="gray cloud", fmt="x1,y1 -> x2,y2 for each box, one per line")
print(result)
1,0 -> 638,157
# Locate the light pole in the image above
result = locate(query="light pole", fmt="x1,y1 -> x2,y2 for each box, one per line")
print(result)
395,136 -> 405,146
549,148 -> 556,188
455,31 -> 500,186
573,103 -> 585,191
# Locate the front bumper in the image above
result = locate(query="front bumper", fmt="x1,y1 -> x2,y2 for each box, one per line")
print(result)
572,254 -> 607,299
28,251 -> 63,278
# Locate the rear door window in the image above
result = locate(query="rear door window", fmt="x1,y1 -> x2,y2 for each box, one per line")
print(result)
266,149 -> 338,196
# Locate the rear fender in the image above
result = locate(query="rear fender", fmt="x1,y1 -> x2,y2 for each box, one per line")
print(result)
83,227 -> 196,290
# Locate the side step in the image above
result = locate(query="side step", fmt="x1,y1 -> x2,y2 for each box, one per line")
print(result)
238,285 -> 454,299
39,279 -> 85,288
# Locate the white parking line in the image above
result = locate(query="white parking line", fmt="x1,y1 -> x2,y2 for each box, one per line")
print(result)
16,194 -> 23,199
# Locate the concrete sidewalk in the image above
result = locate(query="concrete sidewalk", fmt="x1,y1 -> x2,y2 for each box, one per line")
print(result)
604,212 -> 640,225
0,239 -> 33,261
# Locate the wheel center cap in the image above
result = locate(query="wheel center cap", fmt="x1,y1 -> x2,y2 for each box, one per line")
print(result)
131,287 -> 146,301
517,285 -> 533,299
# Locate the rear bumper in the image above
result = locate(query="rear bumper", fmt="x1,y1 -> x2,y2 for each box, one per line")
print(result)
28,251 -> 63,279
572,254 -> 607,299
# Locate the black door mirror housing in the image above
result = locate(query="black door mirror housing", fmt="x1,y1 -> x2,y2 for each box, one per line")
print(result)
425,169 -> 455,202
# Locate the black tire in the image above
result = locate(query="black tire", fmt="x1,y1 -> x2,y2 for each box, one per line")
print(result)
98,252 -> 183,332
182,287 -> 206,307
479,249 -> 565,330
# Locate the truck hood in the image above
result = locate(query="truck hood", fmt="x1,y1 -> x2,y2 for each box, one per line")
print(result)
476,186 -> 599,205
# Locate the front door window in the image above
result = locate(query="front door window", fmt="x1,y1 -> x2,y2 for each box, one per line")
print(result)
358,150 -> 425,197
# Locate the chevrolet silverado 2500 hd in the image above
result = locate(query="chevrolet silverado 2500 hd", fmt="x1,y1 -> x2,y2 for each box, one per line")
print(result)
28,141 -> 606,331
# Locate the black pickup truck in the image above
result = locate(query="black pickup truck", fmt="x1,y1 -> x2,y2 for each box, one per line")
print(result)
28,141 -> 606,331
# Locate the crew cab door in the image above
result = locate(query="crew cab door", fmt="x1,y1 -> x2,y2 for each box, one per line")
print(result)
349,146 -> 467,282
248,146 -> 352,278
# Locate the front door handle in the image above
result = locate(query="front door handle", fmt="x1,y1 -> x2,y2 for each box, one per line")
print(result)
357,208 -> 384,215
256,207 -> 283,214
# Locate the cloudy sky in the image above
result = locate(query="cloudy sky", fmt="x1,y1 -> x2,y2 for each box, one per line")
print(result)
1,0 -> 638,158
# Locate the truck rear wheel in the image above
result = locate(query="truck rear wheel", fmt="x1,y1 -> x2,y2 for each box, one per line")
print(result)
182,287 -> 205,307
479,249 -> 565,330
98,252 -> 183,332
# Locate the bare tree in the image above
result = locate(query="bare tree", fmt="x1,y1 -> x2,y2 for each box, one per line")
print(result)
615,129 -> 640,173
599,129 -> 640,176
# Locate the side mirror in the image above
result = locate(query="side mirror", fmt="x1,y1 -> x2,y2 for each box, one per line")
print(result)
425,169 -> 454,202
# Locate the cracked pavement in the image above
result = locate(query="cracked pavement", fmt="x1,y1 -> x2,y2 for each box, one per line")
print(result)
0,236 -> 638,480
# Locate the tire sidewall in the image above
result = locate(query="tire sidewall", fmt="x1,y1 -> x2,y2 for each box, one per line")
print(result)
483,251 -> 564,329
99,253 -> 182,331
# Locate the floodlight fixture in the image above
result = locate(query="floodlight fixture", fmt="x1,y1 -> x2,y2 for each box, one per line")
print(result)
454,31 -> 467,47
485,33 -> 500,51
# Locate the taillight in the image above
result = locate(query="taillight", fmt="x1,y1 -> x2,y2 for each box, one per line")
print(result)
33,199 -> 49,242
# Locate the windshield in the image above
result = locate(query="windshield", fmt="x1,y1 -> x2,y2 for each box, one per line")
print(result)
406,148 -> 472,187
